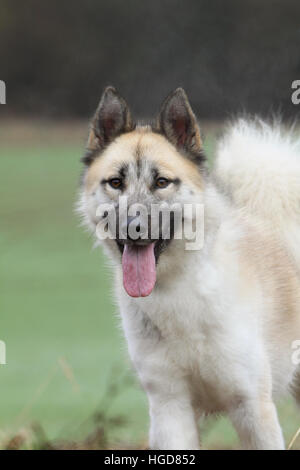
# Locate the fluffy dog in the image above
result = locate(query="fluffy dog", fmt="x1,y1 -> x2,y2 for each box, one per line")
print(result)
78,86 -> 300,449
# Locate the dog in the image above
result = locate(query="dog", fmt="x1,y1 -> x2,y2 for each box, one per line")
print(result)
78,86 -> 300,450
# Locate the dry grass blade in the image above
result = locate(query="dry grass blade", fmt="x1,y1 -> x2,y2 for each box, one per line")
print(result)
288,426 -> 300,450
59,357 -> 80,394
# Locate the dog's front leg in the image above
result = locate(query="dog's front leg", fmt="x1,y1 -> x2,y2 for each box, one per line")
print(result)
147,385 -> 200,450
121,303 -> 200,450
131,340 -> 200,449
229,398 -> 285,450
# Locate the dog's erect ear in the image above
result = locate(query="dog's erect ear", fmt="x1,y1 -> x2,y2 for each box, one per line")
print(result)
84,87 -> 133,165
157,88 -> 203,157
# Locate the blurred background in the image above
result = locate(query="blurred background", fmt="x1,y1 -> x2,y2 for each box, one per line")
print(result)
0,0 -> 300,449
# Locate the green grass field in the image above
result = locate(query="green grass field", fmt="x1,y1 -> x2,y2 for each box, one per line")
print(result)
0,121 -> 299,449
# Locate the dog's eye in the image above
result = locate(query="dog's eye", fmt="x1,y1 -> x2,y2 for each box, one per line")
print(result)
155,177 -> 170,189
108,178 -> 122,189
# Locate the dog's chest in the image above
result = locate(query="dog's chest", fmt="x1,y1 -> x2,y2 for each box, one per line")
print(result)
141,259 -> 225,341
141,273 -> 230,368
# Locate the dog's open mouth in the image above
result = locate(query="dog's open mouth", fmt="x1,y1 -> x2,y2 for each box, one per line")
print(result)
116,239 -> 170,298
121,242 -> 156,297
114,210 -> 177,297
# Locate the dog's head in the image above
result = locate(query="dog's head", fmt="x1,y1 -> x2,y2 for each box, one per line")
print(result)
78,87 -> 206,297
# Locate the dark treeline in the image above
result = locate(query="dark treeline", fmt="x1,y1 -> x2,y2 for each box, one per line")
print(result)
0,0 -> 300,120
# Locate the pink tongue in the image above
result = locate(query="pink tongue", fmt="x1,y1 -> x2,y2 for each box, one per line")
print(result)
122,243 -> 156,297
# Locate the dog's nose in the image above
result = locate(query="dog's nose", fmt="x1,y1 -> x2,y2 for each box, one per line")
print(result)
122,214 -> 148,241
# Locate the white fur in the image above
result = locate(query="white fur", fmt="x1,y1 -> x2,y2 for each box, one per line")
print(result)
214,119 -> 300,221
214,119 -> 300,266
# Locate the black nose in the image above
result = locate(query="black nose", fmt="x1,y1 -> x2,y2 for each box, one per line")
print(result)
123,214 -> 148,241
127,215 -> 140,234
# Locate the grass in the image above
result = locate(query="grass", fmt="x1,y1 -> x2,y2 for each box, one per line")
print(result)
0,120 -> 299,449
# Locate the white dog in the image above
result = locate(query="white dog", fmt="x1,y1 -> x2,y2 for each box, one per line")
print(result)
78,86 -> 300,449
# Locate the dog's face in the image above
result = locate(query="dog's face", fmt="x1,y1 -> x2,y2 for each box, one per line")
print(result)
79,87 -> 205,297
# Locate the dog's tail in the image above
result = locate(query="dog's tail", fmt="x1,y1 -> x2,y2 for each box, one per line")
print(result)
214,118 -> 300,225
213,118 -> 300,262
